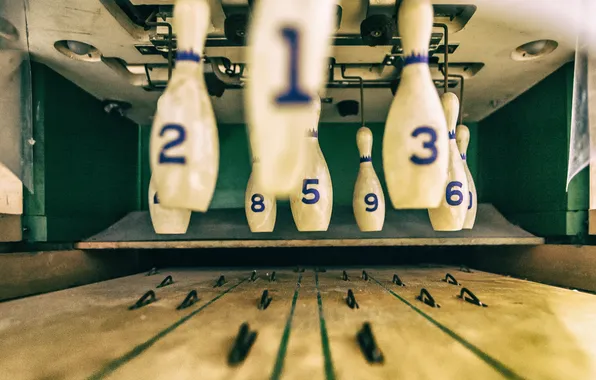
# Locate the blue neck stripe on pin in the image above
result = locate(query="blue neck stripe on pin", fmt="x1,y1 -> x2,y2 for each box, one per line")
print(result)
448,130 -> 456,139
360,156 -> 372,163
307,129 -> 318,138
461,153 -> 467,160
177,50 -> 201,62
403,53 -> 429,66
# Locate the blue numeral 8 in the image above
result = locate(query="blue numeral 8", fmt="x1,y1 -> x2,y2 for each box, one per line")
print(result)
251,194 -> 265,213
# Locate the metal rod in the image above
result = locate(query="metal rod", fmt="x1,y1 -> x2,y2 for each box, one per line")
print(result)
145,21 -> 174,80
340,65 -> 365,127
433,23 -> 448,94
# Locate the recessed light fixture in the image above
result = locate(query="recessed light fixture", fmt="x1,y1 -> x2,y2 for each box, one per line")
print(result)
511,39 -> 558,61
54,40 -> 101,62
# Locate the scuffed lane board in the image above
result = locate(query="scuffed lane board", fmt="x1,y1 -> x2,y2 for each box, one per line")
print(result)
369,267 -> 596,380
317,270 -> 502,380
0,269 -> 250,380
77,205 -> 543,249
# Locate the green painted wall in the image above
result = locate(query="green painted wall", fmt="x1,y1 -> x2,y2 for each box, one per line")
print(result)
478,62 -> 588,237
24,63 -> 139,241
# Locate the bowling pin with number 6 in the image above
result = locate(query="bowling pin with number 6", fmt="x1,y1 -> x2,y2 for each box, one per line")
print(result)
428,92 -> 468,231
150,0 -> 219,212
456,124 -> 477,229
383,0 -> 448,209
290,99 -> 333,231
353,127 -> 385,231
246,0 -> 337,197
149,176 -> 191,234
245,158 -> 277,232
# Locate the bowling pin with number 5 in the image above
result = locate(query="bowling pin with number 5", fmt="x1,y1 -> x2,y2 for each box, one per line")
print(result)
246,0 -> 337,197
353,127 -> 385,231
456,124 -> 477,229
383,0 -> 448,209
428,92 -> 468,231
245,158 -> 277,232
150,0 -> 219,212
290,99 -> 333,231
149,176 -> 191,234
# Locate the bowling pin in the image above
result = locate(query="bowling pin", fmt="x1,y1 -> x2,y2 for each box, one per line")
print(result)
353,127 -> 385,232
428,92 -> 469,231
0,163 -> 22,215
456,124 -> 477,229
245,158 -> 277,232
150,0 -> 219,212
149,176 -> 191,234
290,99 -> 333,231
383,0 -> 448,209
246,0 -> 337,197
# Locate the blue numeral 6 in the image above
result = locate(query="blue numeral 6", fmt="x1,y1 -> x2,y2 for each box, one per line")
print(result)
446,181 -> 464,206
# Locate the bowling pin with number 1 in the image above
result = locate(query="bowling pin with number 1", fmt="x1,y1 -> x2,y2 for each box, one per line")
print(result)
150,0 -> 219,212
383,0 -> 448,209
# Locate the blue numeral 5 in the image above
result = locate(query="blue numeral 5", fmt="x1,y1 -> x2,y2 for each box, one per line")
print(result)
275,27 -> 311,105
301,179 -> 320,204
158,124 -> 186,164
410,126 -> 438,165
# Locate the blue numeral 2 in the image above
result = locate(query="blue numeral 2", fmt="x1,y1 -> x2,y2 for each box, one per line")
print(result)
275,27 -> 311,105
410,126 -> 438,165
158,124 -> 186,164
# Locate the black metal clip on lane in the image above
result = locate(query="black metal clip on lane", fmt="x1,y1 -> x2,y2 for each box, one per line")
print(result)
459,265 -> 473,273
315,267 -> 327,273
346,289 -> 359,309
362,270 -> 369,281
250,270 -> 258,282
442,273 -> 460,286
228,322 -> 258,366
146,267 -> 159,276
293,266 -> 305,273
156,275 -> 174,288
342,270 -> 349,281
417,288 -> 440,308
458,288 -> 488,307
357,322 -> 384,364
129,290 -> 157,310
177,290 -> 199,310
392,274 -> 405,287
258,289 -> 272,310
214,275 -> 226,288
269,271 -> 276,282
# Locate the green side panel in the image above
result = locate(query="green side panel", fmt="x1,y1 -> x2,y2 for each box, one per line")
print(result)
478,62 -> 587,236
24,63 -> 139,242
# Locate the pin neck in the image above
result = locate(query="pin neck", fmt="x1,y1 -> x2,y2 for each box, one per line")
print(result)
461,153 -> 467,160
448,130 -> 456,140
403,53 -> 429,66
360,156 -> 372,163
177,50 -> 201,63
306,129 -> 318,138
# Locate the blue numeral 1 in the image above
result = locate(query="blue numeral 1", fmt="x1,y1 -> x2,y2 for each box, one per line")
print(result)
275,27 -> 311,104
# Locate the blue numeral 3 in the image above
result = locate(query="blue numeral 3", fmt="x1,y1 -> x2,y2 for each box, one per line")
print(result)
365,193 -> 378,212
410,126 -> 438,165
301,179 -> 320,204
275,27 -> 311,105
158,124 -> 186,164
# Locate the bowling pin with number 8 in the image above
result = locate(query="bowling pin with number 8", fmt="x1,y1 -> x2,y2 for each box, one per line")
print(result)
245,158 -> 277,232
383,0 -> 448,209
150,0 -> 219,212
353,127 -> 385,231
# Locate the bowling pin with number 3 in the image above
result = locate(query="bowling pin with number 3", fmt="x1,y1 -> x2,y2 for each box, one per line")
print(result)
428,93 -> 468,231
353,127 -> 385,231
246,0 -> 337,197
383,0 -> 448,209
150,0 -> 219,212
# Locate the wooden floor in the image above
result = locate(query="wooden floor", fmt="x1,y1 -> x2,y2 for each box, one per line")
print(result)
76,204 -> 543,249
1,266 -> 595,379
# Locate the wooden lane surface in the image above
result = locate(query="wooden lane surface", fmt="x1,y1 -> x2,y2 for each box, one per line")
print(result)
317,270 -> 501,380
103,270 -> 324,380
0,269 -> 250,380
369,267 -> 596,380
